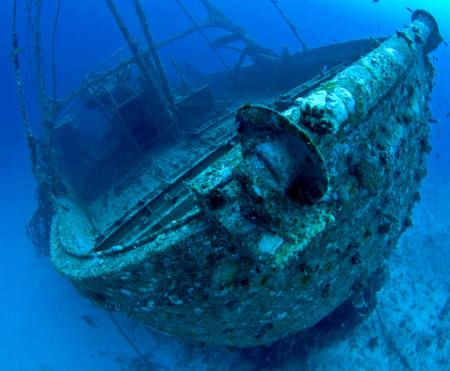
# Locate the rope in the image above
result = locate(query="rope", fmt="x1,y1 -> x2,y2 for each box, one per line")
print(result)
12,0 -> 39,176
51,0 -> 62,111
13,0 -> 59,257
32,0 -> 49,112
132,0 -> 174,107
375,307 -> 414,371
107,310 -> 153,369
45,0 -> 63,164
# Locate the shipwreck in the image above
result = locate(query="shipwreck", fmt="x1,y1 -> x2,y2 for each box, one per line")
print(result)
13,0 -> 442,347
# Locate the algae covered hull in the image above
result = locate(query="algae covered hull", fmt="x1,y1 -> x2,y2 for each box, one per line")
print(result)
50,11 -> 442,347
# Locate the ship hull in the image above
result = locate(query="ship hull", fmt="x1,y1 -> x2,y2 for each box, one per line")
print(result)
51,13 -> 438,346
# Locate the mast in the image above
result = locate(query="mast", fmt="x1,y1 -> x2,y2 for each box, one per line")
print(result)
132,0 -> 175,110
104,0 -> 177,122
269,0 -> 308,51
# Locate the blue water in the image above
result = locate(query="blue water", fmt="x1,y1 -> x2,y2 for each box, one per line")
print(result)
1,1 -> 449,370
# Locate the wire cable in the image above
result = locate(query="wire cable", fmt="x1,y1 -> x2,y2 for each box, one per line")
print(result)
107,310 -> 154,369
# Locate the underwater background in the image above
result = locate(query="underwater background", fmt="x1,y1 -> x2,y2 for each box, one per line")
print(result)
1,0 -> 449,370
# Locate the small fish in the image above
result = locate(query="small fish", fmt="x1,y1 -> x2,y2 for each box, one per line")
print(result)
81,314 -> 98,327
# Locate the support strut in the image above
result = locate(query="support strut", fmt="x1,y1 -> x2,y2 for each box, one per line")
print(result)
269,0 -> 307,51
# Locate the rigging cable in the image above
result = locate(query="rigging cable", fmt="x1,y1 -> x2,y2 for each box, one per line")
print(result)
14,0 -> 57,255
269,0 -> 308,51
12,0 -> 39,176
45,0 -> 62,161
132,0 -> 175,109
175,0 -> 230,69
32,0 -> 49,111
25,0 -> 37,89
107,310 -> 154,369
375,307 -> 414,371
51,0 -> 62,115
